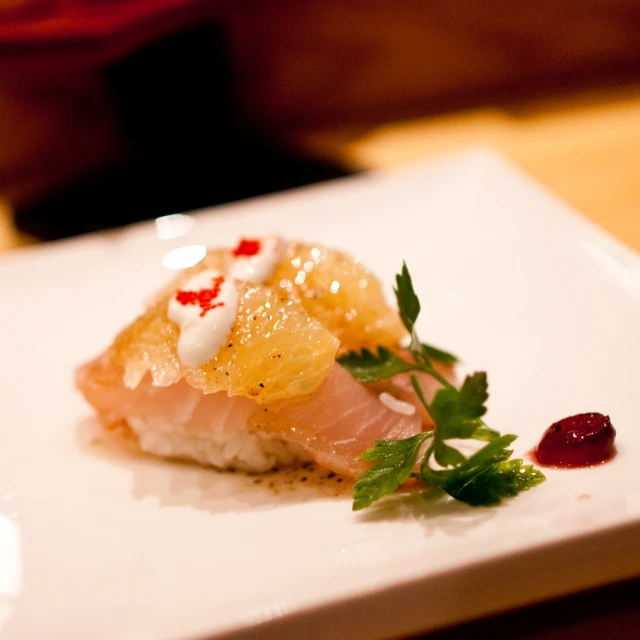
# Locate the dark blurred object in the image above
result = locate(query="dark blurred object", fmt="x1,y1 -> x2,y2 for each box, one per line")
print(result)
8,22 -> 350,240
0,0 -> 221,72
0,1 -> 351,240
224,0 -> 640,130
12,136 -> 349,240
410,575 -> 640,640
3,1 -> 640,239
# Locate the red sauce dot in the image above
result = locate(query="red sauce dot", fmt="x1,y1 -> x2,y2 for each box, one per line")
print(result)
232,239 -> 261,257
175,275 -> 226,317
534,412 -> 616,468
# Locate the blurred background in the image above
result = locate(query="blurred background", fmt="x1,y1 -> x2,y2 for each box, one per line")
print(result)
1,0 -> 640,245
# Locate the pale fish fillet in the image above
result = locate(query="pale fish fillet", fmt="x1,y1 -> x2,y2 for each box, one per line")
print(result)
75,355 -> 428,478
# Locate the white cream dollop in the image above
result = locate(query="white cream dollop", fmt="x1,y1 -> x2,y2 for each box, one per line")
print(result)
167,269 -> 239,368
226,235 -> 284,284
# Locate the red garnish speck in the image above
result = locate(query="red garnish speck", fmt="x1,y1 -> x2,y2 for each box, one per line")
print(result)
232,238 -> 261,257
175,275 -> 226,317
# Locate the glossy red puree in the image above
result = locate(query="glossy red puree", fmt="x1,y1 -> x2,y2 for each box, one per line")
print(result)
533,412 -> 616,468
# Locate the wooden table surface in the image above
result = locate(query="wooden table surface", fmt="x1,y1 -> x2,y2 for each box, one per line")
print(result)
298,81 -> 640,254
1,82 -> 638,639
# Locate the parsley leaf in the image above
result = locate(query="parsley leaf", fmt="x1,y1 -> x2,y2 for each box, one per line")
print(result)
338,347 -> 417,383
419,434 -> 545,505
425,436 -> 545,505
448,460 -> 546,506
426,372 -> 489,467
420,434 -> 516,489
394,262 -> 420,334
353,433 -> 431,511
421,343 -> 459,366
472,426 -> 502,442
345,262 -> 545,511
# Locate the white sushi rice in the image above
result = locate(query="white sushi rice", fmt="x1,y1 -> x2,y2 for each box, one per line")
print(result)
378,392 -> 416,416
128,416 -> 312,472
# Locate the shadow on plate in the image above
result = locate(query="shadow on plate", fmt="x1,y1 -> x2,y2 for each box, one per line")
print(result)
354,486 -> 498,535
76,416 -> 354,513
77,416 -> 501,534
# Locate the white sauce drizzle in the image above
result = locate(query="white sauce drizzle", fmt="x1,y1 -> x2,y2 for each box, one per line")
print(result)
167,269 -> 239,368
378,392 -> 417,416
226,235 -> 284,284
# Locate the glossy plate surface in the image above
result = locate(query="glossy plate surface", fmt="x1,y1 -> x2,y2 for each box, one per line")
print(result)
1,148 -> 639,640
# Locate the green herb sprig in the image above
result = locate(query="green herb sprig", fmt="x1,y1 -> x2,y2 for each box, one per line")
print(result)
338,263 -> 545,511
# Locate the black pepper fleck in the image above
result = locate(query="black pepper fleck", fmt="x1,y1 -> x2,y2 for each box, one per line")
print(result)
259,383 -> 265,388
301,476 -> 307,482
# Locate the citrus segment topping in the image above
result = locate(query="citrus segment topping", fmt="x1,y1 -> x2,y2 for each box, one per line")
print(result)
154,242 -> 406,355
112,281 -> 339,403
268,243 -> 406,354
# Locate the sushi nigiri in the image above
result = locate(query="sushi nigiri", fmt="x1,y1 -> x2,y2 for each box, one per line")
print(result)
76,237 -> 453,478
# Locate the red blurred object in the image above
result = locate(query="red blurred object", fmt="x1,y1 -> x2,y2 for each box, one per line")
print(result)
0,0 -> 221,72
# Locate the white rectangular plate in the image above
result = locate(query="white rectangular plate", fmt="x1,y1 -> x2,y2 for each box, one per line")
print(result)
1,148 -> 639,640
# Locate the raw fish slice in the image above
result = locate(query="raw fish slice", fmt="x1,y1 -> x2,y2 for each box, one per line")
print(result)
253,365 -> 424,477
76,357 -> 424,477
76,356 -> 309,472
76,354 -> 255,435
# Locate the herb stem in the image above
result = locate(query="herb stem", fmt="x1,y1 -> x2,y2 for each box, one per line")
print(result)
409,372 -> 432,411
420,364 -> 456,391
